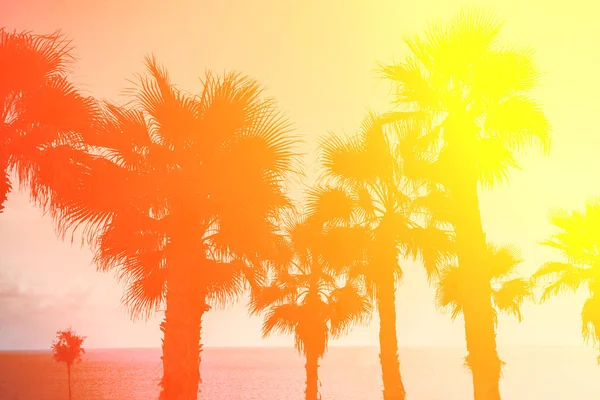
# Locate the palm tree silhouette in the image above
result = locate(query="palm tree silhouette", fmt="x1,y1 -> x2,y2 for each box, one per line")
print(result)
0,29 -> 97,213
381,8 -> 550,399
317,113 -> 452,400
250,210 -> 371,400
51,328 -> 86,400
437,244 -> 533,323
48,57 -> 297,400
532,200 -> 600,360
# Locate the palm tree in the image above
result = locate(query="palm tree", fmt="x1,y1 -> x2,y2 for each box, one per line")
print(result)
532,200 -> 600,359
437,244 -> 533,323
381,8 -> 550,399
48,57 -> 297,400
250,211 -> 371,400
317,113 -> 452,400
0,28 -> 97,213
51,328 -> 86,400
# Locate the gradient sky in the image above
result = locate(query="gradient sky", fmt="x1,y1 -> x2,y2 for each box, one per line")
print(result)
1,0 -> 599,350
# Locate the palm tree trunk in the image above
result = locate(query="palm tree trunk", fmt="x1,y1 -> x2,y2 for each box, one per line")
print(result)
462,288 -> 501,400
377,266 -> 406,400
304,350 -> 319,400
159,264 -> 209,400
453,173 -> 502,400
67,364 -> 72,400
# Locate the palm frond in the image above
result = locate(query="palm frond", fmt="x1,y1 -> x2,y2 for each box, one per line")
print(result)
248,283 -> 296,315
132,55 -> 201,150
582,295 -> 600,345
485,95 -> 551,155
305,185 -> 355,225
492,278 -> 533,322
0,29 -> 74,93
404,6 -> 503,80
352,183 -> 377,221
531,262 -> 585,283
0,165 -> 10,212
319,225 -> 372,273
542,201 -> 600,265
475,137 -> 520,188
488,244 -> 523,280
318,131 -> 366,185
404,224 -> 455,280
51,328 -> 86,366
329,283 -> 372,338
204,259 -> 248,309
533,262 -> 589,302
380,56 -> 437,109
411,189 -> 454,225
123,266 -> 167,320
261,303 -> 302,340
472,44 -> 541,102
435,264 -> 466,320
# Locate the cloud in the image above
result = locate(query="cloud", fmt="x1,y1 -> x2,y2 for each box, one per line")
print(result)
1,276 -> 89,317
0,272 -> 93,348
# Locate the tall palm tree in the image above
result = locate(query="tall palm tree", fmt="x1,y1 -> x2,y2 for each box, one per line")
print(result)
0,28 -> 97,213
317,114 -> 452,400
250,211 -> 371,400
437,244 -> 533,323
51,328 -> 86,400
532,200 -> 600,359
48,57 -> 297,400
381,8 -> 550,399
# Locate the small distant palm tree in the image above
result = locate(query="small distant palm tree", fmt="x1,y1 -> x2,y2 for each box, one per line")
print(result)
532,200 -> 600,359
437,244 -> 533,323
51,328 -> 86,400
0,28 -> 97,213
250,212 -> 371,400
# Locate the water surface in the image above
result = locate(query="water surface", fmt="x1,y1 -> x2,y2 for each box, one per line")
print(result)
0,346 -> 598,399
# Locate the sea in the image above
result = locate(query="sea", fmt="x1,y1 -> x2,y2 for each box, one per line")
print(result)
0,346 -> 599,400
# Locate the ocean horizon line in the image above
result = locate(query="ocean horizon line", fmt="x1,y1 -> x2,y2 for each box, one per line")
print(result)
0,344 -> 590,352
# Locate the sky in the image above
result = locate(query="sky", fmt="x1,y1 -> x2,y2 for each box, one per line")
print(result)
0,0 -> 599,350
